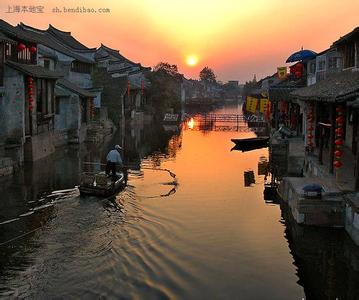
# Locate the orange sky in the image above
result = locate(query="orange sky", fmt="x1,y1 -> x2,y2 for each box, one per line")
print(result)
1,0 -> 359,82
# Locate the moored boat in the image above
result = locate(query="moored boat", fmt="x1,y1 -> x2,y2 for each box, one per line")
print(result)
231,137 -> 269,152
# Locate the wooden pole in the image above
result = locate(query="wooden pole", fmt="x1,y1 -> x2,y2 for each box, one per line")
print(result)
319,125 -> 324,164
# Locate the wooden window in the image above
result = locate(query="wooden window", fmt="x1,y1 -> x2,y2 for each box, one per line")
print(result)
344,43 -> 355,68
37,79 -> 54,117
71,61 -> 92,74
318,60 -> 325,71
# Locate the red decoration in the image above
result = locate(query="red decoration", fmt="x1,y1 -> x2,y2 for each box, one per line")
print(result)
336,106 -> 344,113
335,128 -> 344,135
335,150 -> 343,158
308,127 -> 314,131
333,160 -> 343,168
335,139 -> 344,146
29,46 -> 37,53
27,76 -> 34,112
17,43 -> 26,52
127,80 -> 131,97
336,116 -> 344,123
307,134 -> 314,139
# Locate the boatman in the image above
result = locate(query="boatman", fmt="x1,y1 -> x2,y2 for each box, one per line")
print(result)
106,145 -> 123,181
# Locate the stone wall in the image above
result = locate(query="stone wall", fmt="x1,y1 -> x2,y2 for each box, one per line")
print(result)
0,66 -> 25,141
24,131 -> 55,162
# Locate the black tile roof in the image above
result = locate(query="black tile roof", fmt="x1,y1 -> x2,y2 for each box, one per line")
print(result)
47,25 -> 96,52
269,77 -> 306,102
291,70 -> 359,102
18,23 -> 94,63
333,27 -> 359,46
96,44 -> 149,70
0,19 -> 37,43
0,31 -> 16,43
57,78 -> 95,97
6,61 -> 63,79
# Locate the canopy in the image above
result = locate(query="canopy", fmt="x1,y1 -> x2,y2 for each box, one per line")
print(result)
286,49 -> 317,63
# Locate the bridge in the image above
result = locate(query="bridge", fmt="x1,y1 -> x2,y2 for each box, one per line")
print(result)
188,113 -> 265,123
185,113 -> 269,133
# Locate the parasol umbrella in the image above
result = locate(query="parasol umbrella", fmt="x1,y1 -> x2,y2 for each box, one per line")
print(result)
286,49 -> 317,63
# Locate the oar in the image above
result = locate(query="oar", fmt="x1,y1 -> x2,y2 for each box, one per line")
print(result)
82,162 -> 176,178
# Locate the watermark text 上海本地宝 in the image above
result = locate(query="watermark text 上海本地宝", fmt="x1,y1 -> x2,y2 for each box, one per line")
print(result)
5,5 -> 111,14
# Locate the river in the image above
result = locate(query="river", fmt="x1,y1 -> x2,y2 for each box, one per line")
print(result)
0,104 -> 358,299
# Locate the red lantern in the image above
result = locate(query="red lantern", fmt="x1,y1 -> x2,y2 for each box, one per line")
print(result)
29,46 -> 37,53
308,127 -> 314,131
336,116 -> 344,123
336,106 -> 344,113
28,90 -> 33,96
333,160 -> 343,168
17,43 -> 26,52
335,128 -> 344,135
28,84 -> 33,89
307,134 -> 314,139
335,139 -> 344,146
335,150 -> 343,158
28,77 -> 33,83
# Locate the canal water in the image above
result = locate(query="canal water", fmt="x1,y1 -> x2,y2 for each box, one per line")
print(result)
1,104 -> 359,299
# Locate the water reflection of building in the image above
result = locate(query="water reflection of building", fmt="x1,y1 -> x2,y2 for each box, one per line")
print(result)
122,121 -> 183,168
281,202 -> 359,299
244,170 -> 255,187
257,157 -> 268,175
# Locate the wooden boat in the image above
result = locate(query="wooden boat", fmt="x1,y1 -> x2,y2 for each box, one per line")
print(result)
79,171 -> 126,197
231,137 -> 269,152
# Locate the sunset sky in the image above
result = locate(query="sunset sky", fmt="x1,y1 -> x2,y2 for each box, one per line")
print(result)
1,0 -> 359,82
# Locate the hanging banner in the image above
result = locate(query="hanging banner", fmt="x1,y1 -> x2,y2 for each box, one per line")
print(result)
246,96 -> 258,114
259,98 -> 269,113
277,67 -> 287,79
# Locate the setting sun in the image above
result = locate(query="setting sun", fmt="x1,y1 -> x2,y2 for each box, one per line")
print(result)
186,55 -> 199,67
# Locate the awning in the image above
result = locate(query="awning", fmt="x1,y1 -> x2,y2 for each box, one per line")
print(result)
6,61 -> 63,79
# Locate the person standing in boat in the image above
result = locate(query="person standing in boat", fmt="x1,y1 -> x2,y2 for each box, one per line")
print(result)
106,145 -> 123,181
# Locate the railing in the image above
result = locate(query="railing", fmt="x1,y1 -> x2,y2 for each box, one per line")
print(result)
189,113 -> 265,123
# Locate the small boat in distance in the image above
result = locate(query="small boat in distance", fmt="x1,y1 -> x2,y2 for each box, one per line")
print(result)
163,113 -> 180,123
79,171 -> 126,197
231,137 -> 269,152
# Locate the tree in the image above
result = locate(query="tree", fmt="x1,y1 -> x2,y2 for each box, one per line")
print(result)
199,67 -> 216,83
153,62 -> 181,79
146,62 -> 183,119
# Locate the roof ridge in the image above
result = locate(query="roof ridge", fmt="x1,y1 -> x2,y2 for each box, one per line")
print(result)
48,24 -> 71,35
100,43 -> 121,53
19,22 -> 46,33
